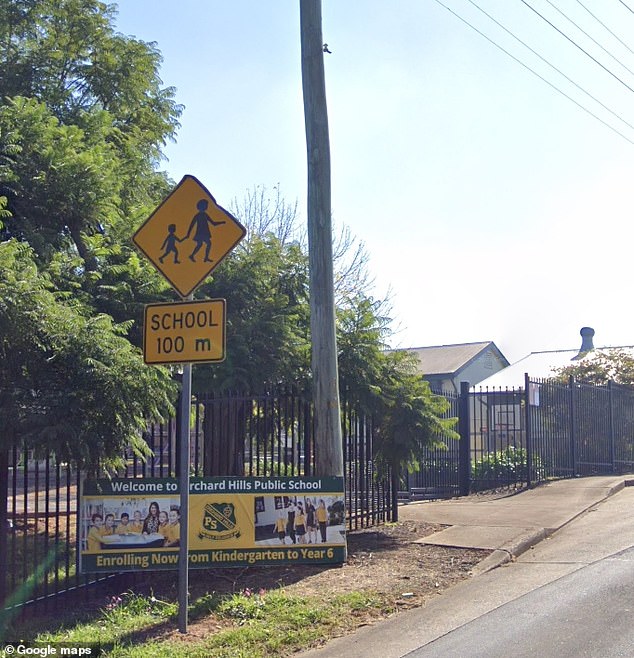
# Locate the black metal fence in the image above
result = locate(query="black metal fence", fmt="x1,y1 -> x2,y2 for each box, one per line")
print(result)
399,376 -> 634,499
528,377 -> 634,478
6,376 -> 634,617
1,388 -> 392,617
399,390 -> 461,500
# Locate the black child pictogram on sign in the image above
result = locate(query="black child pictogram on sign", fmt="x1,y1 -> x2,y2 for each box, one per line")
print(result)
185,199 -> 226,263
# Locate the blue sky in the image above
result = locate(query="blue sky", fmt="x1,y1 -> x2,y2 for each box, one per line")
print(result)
114,1 -> 634,363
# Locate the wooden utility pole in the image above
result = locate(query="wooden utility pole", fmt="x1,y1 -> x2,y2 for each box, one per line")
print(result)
299,0 -> 344,477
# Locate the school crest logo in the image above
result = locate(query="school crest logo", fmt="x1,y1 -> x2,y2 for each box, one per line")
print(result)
198,502 -> 241,541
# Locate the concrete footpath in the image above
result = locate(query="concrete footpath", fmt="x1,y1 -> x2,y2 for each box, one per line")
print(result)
299,475 -> 630,658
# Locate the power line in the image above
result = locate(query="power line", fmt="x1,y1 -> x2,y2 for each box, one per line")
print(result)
574,0 -> 634,56
520,0 -> 634,95
544,0 -> 634,80
465,0 -> 634,132
432,0 -> 634,145
617,0 -> 634,16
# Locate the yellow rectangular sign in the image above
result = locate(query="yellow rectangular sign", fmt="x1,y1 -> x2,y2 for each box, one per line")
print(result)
143,299 -> 226,364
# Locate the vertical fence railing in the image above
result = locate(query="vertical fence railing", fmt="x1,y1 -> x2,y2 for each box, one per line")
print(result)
401,377 -> 634,498
612,383 -> 634,472
468,386 -> 527,492
1,447 -> 124,621
458,382 -> 471,496
398,389 -> 461,501
528,378 -> 574,479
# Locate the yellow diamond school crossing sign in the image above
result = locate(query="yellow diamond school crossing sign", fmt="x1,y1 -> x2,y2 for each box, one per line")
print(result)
133,175 -> 246,297
143,299 -> 226,364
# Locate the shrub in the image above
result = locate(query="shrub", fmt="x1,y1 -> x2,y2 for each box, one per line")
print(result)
471,446 -> 543,491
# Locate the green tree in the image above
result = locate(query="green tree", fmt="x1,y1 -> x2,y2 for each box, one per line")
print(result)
0,97 -> 120,263
373,352 -> 458,518
0,0 -> 180,160
0,240 -> 175,468
373,359 -> 458,474
0,0 -> 181,465
194,233 -> 311,392
0,0 -> 182,282
337,295 -> 389,408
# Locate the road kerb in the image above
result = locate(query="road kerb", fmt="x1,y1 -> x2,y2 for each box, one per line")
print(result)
471,528 -> 548,576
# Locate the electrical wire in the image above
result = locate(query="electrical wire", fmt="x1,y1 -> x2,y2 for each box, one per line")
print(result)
432,0 -> 634,145
465,0 -> 634,132
519,0 -> 634,95
543,0 -> 634,80
574,0 -> 634,56
616,0 -> 634,16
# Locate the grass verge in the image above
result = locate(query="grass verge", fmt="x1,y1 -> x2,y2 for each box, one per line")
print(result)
11,587 -> 392,657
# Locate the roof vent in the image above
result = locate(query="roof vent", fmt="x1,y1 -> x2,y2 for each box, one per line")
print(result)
571,327 -> 595,361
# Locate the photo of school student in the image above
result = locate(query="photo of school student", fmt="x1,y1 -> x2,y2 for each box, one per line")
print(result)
130,510 -> 143,533
103,513 -> 116,537
86,513 -> 104,552
115,512 -> 133,534
163,507 -> 181,547
286,500 -> 297,544
316,499 -> 329,542
294,502 -> 307,544
305,498 -> 318,544
157,510 -> 169,541
273,512 -> 286,544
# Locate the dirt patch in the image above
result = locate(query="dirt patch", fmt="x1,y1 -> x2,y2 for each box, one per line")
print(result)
135,518 -> 489,649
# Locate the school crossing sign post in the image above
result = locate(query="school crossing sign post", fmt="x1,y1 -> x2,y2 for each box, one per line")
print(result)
132,175 -> 245,633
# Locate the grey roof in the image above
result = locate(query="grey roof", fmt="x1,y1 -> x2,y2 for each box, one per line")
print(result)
405,341 -> 507,376
476,346 -> 634,389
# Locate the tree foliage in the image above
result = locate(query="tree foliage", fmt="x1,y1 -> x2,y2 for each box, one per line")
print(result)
0,0 -> 182,266
554,349 -> 634,387
366,351 -> 458,477
0,240 -> 175,467
0,0 -> 181,464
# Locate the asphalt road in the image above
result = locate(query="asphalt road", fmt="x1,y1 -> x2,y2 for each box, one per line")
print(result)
405,487 -> 634,658
301,484 -> 634,658
407,545 -> 634,657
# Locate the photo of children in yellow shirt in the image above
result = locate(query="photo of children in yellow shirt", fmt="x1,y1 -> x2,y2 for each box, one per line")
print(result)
157,510 -> 169,541
86,513 -> 104,552
130,510 -> 143,533
273,513 -> 286,544
163,507 -> 180,547
102,513 -> 116,537
115,512 -> 132,534
316,499 -> 328,543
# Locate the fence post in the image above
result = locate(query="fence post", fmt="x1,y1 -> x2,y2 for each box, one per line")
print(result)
569,375 -> 578,476
390,465 -> 399,522
608,380 -> 616,472
524,373 -> 532,487
0,449 -> 8,609
458,381 -> 471,496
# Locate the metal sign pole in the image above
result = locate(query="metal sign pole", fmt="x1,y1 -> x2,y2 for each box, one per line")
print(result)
178,360 -> 192,633
131,174 -> 246,634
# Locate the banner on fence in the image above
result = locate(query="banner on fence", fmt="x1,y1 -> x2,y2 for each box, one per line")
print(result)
80,477 -> 346,573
